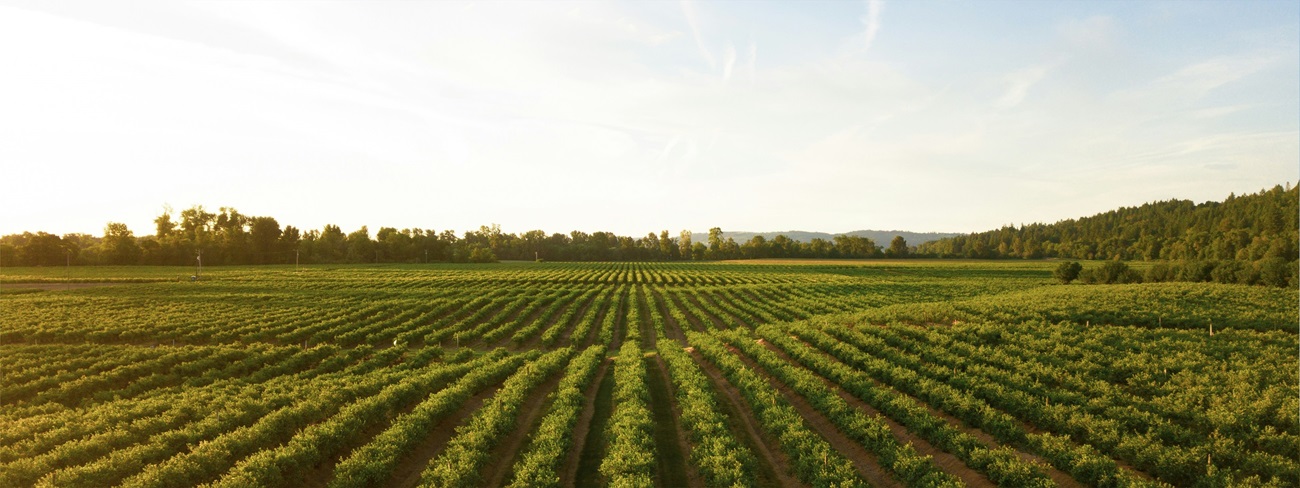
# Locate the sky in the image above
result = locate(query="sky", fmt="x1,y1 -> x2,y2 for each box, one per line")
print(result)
1,0 -> 1296,238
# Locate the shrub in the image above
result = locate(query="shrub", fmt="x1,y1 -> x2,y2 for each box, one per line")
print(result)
1053,262 -> 1082,284
1080,261 -> 1141,284
1256,258 -> 1293,288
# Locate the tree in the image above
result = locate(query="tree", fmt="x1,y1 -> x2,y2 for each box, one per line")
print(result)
834,235 -> 879,258
467,246 -> 498,263
887,235 -> 909,258
643,232 -> 661,259
154,207 -> 176,239
679,230 -> 693,260
742,235 -> 769,259
214,207 -> 249,265
248,217 -> 281,264
1053,261 -> 1083,284
1258,257 -> 1292,287
659,230 -> 676,260
317,225 -> 347,263
281,226 -> 301,263
345,226 -> 374,263
707,227 -> 723,257
20,232 -> 65,266
691,242 -> 707,261
102,222 -> 141,265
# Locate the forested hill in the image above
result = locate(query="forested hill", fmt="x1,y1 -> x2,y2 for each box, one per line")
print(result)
916,184 -> 1298,261
689,230 -> 959,246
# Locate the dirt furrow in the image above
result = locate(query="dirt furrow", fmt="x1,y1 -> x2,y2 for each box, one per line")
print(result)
724,344 -> 903,488
563,357 -> 612,487
680,292 -> 730,330
480,369 -> 566,487
797,333 -> 1087,488
647,288 -> 689,345
665,291 -> 708,333
645,353 -> 702,488
756,339 -> 994,488
686,349 -> 803,488
388,383 -> 503,488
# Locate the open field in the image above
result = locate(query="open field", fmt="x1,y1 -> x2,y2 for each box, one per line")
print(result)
1,261 -> 1296,487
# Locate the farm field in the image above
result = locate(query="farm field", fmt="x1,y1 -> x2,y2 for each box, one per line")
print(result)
1,261 -> 1296,488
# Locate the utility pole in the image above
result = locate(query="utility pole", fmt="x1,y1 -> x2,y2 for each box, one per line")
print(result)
295,249 -> 300,271
195,250 -> 202,280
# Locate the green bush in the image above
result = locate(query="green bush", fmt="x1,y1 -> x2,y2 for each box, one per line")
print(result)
1053,262 -> 1082,284
1080,261 -> 1141,284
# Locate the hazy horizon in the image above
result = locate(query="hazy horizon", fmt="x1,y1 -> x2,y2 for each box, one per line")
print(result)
2,1 -> 1296,237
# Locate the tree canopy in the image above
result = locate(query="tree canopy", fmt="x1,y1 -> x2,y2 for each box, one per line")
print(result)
1,214 -> 888,266
917,184 -> 1298,263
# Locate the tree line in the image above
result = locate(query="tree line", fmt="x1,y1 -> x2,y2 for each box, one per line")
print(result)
6,183 -> 1290,269
0,208 -> 913,266
917,184 -> 1297,262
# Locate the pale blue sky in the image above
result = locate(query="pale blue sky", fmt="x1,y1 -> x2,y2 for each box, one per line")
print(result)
1,0 -> 1296,237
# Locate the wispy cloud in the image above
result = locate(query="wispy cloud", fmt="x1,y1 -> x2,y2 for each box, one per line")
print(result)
722,41 -> 737,82
861,0 -> 883,52
996,63 -> 1053,109
680,0 -> 714,69
1149,55 -> 1278,101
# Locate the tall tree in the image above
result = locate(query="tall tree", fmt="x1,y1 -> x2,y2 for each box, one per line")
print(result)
20,232 -> 65,266
887,235 -> 909,258
102,222 -> 141,265
345,226 -> 375,263
248,217 -> 282,265
707,227 -> 723,256
659,230 -> 676,259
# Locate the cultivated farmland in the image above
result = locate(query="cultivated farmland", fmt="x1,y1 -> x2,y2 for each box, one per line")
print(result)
1,261 -> 1296,487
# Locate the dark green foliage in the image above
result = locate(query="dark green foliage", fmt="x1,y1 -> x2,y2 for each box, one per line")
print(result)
918,184 -> 1298,264
1079,261 -> 1142,284
1138,259 -> 1295,288
887,235 -> 909,258
1053,261 -> 1082,284
1258,257 -> 1294,288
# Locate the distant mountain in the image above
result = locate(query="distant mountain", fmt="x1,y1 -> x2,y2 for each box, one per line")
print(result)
689,230 -> 960,246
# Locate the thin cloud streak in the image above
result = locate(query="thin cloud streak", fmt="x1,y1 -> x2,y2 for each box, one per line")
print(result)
722,41 -> 737,82
862,0 -> 883,52
996,63 -> 1054,109
680,0 -> 715,69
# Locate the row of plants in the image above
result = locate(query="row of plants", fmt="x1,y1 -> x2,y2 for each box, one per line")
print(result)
210,353 -> 484,487
859,323 -> 1297,485
419,347 -> 574,487
327,350 -> 538,488
598,341 -> 655,486
758,325 -> 1063,487
655,341 -> 757,486
686,331 -> 866,487
718,329 -> 965,486
506,345 -> 606,487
